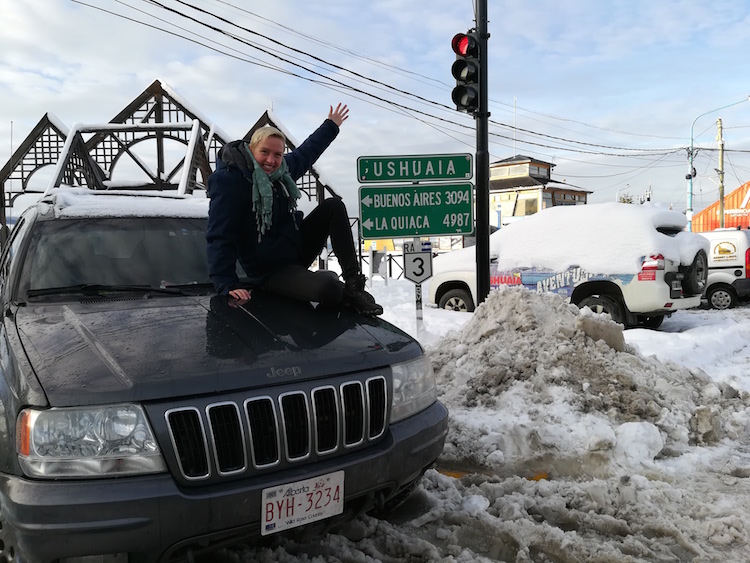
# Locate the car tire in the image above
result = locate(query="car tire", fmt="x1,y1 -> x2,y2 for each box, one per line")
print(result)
683,250 -> 708,295
706,284 -> 737,310
579,294 -> 626,326
438,289 -> 475,312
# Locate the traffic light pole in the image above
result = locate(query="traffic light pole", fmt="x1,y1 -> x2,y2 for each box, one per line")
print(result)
474,0 -> 490,305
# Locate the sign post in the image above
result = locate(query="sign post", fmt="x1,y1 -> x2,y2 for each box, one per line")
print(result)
403,239 -> 433,337
356,152 -> 473,334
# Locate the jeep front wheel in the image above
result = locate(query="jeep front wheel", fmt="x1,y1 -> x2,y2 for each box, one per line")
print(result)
579,294 -> 626,326
439,289 -> 475,312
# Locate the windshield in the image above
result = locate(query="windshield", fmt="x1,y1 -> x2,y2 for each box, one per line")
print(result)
19,217 -> 212,298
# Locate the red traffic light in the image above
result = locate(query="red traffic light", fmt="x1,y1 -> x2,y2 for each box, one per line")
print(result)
451,30 -> 480,113
451,33 -> 478,57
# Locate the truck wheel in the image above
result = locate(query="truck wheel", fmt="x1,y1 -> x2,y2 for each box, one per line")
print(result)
438,289 -> 475,312
579,294 -> 626,326
683,250 -> 708,295
706,284 -> 737,310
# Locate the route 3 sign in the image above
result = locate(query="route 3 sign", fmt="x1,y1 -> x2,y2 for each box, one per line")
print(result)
404,251 -> 433,284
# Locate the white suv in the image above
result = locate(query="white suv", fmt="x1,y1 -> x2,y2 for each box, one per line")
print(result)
427,203 -> 709,329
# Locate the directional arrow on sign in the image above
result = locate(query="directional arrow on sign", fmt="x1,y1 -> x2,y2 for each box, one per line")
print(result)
361,194 -> 373,207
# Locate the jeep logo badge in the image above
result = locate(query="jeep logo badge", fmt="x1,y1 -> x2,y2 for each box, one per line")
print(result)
266,366 -> 303,378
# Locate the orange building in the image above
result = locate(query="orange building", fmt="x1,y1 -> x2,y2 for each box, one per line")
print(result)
692,181 -> 750,232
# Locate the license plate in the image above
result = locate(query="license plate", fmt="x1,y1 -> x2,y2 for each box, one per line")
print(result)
261,470 -> 344,536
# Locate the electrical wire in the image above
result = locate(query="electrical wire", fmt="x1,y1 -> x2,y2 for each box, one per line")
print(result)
68,0 -> 748,186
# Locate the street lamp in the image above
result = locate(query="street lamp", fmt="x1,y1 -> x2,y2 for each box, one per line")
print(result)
686,95 -> 750,231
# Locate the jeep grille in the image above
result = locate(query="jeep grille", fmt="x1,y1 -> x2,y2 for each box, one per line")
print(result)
165,376 -> 388,480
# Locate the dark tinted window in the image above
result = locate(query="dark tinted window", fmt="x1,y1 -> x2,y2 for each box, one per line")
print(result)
19,217 -> 210,294
656,227 -> 683,237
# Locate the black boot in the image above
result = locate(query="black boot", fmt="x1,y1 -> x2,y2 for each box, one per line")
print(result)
343,274 -> 383,316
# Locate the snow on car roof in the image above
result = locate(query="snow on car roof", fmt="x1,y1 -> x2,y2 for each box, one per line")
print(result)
435,202 -> 709,275
41,188 -> 209,219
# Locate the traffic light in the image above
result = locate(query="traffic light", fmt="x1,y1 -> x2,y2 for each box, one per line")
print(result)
451,31 -> 480,114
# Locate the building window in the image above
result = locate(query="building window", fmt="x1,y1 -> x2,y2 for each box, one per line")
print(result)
542,192 -> 552,209
523,198 -> 538,215
529,165 -> 550,178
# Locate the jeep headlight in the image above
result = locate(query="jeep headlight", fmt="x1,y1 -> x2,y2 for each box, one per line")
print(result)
17,404 -> 166,478
390,354 -> 438,422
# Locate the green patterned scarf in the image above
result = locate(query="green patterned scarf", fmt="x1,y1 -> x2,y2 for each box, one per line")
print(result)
243,144 -> 301,240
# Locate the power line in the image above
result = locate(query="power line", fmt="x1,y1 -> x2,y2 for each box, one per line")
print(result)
130,1 -> 689,157
211,0 -> 447,88
69,0 -> 749,187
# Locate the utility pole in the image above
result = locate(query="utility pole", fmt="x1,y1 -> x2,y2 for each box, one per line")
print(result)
449,0 -> 489,304
686,96 -> 750,231
474,0 -> 490,305
717,118 -> 725,228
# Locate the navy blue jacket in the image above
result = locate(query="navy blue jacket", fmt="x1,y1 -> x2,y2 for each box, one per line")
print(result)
206,119 -> 339,295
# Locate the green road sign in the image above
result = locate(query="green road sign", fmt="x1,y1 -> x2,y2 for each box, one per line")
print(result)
359,183 -> 474,239
357,153 -> 473,183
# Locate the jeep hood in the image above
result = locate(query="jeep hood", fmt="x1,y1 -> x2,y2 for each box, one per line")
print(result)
14,293 -> 421,406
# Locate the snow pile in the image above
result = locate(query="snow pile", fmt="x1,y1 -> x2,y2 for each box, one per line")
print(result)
492,203 -> 708,273
222,285 -> 750,562
431,202 -> 709,277
430,286 -> 749,478
42,188 -> 209,218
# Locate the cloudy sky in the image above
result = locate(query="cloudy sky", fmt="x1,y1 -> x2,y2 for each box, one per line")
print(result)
2,0 -> 750,216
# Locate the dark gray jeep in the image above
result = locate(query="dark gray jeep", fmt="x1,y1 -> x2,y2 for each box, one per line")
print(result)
0,124 -> 447,562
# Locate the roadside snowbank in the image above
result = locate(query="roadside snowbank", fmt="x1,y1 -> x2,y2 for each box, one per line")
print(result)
222,285 -> 750,562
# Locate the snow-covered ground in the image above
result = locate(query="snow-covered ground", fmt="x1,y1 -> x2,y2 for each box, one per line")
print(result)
215,279 -> 750,562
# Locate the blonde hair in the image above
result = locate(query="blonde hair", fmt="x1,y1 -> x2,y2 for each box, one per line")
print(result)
249,126 -> 286,149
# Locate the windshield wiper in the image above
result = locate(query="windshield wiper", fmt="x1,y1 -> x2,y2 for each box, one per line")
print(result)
26,284 -> 189,297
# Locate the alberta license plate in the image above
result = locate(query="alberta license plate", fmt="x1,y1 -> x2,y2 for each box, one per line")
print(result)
261,470 -> 344,536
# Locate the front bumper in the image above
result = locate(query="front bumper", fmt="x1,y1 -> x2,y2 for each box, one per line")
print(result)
0,400 -> 448,563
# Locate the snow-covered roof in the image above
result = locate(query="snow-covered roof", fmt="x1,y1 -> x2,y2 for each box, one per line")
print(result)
45,112 -> 70,135
434,202 -> 709,274
40,188 -> 209,219
264,108 -> 300,147
159,80 -> 233,142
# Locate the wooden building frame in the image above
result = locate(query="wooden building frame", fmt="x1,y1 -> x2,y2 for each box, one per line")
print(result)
1,79 -> 339,226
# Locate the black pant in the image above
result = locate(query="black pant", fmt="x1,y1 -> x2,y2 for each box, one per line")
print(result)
261,198 -> 358,305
